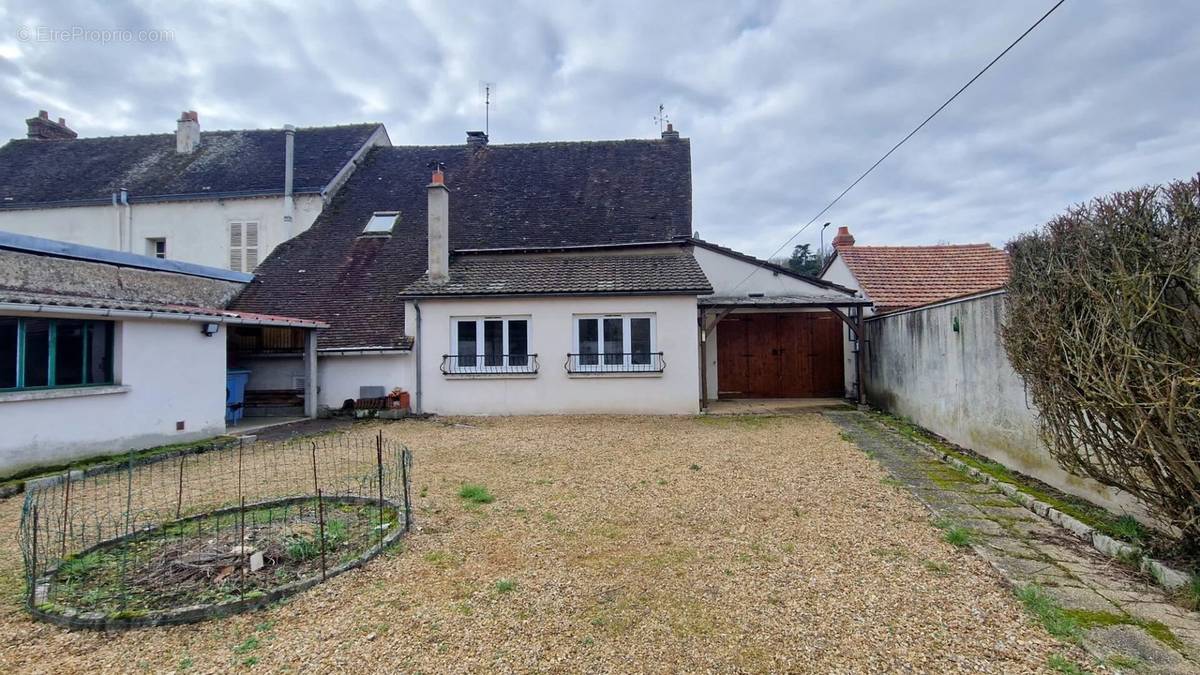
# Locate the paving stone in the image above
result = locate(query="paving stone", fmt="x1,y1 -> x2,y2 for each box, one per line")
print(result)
1084,624 -> 1193,674
978,536 -> 1046,559
1043,584 -> 1125,614
1122,601 -> 1200,634
972,505 -> 1036,522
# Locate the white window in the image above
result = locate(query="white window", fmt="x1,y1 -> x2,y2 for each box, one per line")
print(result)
145,238 -> 166,259
363,211 -> 398,235
447,316 -> 533,374
570,313 -> 658,372
229,221 -> 259,272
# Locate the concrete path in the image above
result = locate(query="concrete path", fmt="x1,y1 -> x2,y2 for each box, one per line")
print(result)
828,410 -> 1200,674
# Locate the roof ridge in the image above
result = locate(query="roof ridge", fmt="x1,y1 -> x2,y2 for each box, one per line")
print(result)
384,137 -> 686,151
7,122 -> 382,143
844,243 -> 1003,250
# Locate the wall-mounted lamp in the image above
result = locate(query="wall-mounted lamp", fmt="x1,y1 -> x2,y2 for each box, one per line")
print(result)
201,322 -> 220,337
952,316 -> 961,333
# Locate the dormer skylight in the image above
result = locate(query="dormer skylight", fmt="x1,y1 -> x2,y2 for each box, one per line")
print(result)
362,211 -> 399,235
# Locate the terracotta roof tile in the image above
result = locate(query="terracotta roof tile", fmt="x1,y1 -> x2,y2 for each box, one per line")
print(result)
835,244 -> 1010,312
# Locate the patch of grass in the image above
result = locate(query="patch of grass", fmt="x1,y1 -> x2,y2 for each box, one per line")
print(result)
458,483 -> 494,504
1105,654 -> 1142,670
542,511 -> 557,523
1047,654 -> 1088,674
1173,573 -> 1200,611
241,656 -> 259,667
233,636 -> 260,654
1111,515 -> 1146,543
178,656 -> 194,671
423,550 -> 459,569
285,535 -> 319,561
934,519 -> 973,548
255,620 -> 274,632
688,464 -> 701,471
1062,608 -> 1184,650
923,559 -> 951,575
493,579 -> 516,594
1015,585 -> 1081,640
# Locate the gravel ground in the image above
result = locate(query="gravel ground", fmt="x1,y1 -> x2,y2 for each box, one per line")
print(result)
0,414 -> 1075,673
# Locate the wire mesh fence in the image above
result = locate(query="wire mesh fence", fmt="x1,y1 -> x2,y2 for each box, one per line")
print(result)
18,432 -> 412,629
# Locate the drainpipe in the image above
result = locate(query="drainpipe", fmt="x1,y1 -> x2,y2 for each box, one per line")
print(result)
119,188 -> 131,252
283,124 -> 295,238
111,192 -> 121,250
413,300 -> 422,414
698,310 -> 708,411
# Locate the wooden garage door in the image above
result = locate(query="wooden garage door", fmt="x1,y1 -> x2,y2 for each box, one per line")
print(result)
716,312 -> 844,398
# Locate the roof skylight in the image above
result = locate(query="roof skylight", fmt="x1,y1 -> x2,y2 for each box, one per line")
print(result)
363,211 -> 399,234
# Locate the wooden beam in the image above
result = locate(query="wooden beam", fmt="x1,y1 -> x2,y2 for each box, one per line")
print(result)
855,309 -> 867,406
826,306 -> 860,339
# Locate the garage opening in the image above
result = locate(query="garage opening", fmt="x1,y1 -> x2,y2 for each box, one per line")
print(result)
716,312 -> 845,399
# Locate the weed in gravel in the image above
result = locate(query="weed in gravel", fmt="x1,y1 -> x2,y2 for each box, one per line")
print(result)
542,512 -> 557,523
242,656 -> 259,667
419,486 -> 428,498
1016,585 -> 1081,640
424,550 -> 459,569
1105,654 -> 1142,670
494,579 -> 516,594
178,656 -> 194,671
923,560 -> 951,575
1046,654 -> 1087,674
458,484 -> 494,504
934,519 -> 973,548
689,464 -> 701,471
255,620 -> 274,633
233,636 -> 260,654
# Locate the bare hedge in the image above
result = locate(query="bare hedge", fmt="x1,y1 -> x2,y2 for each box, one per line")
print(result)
1004,175 -> 1200,549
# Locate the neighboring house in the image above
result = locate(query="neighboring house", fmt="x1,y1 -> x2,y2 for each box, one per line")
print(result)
0,110 -> 389,270
819,225 -> 1011,398
0,231 -> 324,475
232,127 -> 867,415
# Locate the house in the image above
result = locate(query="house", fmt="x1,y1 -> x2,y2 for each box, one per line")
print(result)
232,127 -> 867,415
0,110 -> 389,270
0,231 -> 324,475
819,225 -> 1011,398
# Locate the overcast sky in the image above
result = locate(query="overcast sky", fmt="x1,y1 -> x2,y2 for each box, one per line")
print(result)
1,1 -> 1197,258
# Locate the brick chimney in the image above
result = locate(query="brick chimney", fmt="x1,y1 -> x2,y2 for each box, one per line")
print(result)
26,110 -> 77,141
832,226 -> 855,248
427,162 -> 449,285
176,110 -> 200,153
661,123 -> 680,141
466,130 -> 488,149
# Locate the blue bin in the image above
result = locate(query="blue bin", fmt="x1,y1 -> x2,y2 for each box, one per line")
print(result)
226,370 -> 251,424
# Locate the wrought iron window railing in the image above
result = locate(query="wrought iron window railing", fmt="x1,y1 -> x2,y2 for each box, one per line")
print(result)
564,352 -> 665,374
441,353 -> 539,375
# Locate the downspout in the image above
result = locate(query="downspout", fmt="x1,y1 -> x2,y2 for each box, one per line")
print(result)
283,124 -> 295,238
111,192 -> 121,250
413,300 -> 422,414
698,310 -> 708,411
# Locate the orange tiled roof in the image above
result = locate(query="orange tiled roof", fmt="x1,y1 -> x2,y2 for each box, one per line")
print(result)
835,243 -> 1010,312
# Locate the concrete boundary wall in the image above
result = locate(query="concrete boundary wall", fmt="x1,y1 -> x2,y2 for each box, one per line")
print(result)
863,290 -> 1142,516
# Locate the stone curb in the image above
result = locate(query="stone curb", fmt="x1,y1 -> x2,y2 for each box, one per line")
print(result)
876,421 -> 1195,593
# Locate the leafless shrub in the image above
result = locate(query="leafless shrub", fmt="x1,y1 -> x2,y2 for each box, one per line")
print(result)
1004,175 -> 1200,550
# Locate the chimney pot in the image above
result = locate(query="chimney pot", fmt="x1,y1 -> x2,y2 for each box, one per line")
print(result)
832,226 -> 855,248
38,110 -> 48,119
466,130 -> 488,149
661,123 -> 680,141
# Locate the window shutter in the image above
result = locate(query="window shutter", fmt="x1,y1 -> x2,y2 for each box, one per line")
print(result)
229,222 -> 243,271
245,222 -> 259,270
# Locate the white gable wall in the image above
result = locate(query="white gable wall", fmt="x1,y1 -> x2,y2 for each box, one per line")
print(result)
0,193 -> 324,270
692,245 -> 838,297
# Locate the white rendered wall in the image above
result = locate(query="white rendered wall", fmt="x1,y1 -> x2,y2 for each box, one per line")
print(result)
0,316 -> 227,476
239,353 -> 412,410
863,291 -> 1143,516
693,245 -> 837,297
410,295 -> 700,415
0,194 -> 323,270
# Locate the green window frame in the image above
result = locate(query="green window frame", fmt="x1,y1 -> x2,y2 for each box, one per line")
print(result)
0,317 -> 115,392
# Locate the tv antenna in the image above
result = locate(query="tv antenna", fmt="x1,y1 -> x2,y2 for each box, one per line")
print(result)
654,104 -> 671,133
479,81 -> 496,136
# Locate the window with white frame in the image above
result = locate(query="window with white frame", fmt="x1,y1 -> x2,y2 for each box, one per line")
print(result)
570,313 -> 659,372
229,221 -> 259,272
146,238 -> 167,259
446,316 -> 533,373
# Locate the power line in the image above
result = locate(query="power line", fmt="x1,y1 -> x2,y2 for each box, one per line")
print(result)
729,0 -> 1068,291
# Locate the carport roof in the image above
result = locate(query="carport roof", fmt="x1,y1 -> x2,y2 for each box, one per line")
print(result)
699,294 -> 872,308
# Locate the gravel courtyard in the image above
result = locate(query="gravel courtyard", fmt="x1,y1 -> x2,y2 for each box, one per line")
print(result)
0,414 -> 1075,673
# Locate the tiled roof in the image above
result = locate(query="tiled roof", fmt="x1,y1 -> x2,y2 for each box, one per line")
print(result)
0,289 -> 326,327
232,138 -> 692,349
401,251 -> 712,297
0,123 -> 382,206
834,244 -> 1010,312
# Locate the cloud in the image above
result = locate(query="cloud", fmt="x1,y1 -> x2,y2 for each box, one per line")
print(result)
2,0 -> 1198,257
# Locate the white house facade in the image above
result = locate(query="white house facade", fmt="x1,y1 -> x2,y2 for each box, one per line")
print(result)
0,110 -> 388,270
